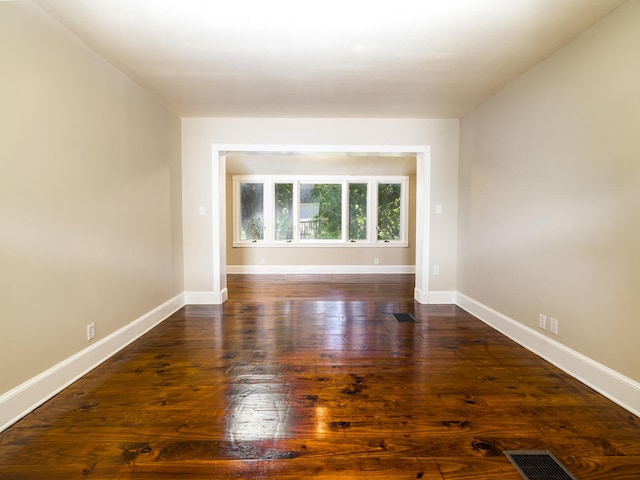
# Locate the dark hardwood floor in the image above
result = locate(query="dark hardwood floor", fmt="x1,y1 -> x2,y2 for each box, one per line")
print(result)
1,275 -> 639,479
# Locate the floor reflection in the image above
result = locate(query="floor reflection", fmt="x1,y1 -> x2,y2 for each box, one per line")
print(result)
225,377 -> 292,442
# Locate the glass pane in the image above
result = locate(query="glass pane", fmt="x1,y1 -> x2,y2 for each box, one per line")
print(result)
377,183 -> 401,241
300,183 -> 342,240
274,183 -> 293,240
240,183 -> 264,240
348,183 -> 367,240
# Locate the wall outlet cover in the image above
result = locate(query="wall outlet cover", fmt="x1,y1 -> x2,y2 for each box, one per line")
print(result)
538,314 -> 547,330
550,317 -> 558,335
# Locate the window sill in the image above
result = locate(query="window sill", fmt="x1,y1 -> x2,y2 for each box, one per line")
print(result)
233,241 -> 409,248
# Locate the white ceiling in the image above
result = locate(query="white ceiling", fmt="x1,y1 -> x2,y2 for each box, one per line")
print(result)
34,0 -> 626,118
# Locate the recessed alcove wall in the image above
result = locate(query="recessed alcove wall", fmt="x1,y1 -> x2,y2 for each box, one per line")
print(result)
225,153 -> 417,270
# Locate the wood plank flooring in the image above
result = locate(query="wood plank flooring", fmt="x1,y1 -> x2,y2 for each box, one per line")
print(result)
1,274 -> 639,479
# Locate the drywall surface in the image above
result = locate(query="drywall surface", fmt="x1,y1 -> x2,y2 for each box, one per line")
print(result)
0,3 -> 183,393
458,1 -> 640,381
181,118 -> 459,292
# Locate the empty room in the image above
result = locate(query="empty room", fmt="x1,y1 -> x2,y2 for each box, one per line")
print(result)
1,1 -> 639,478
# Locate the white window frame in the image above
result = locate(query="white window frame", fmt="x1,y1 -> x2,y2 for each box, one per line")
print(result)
232,175 -> 409,247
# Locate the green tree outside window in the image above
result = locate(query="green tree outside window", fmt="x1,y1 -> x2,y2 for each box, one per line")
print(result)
240,183 -> 264,240
377,183 -> 401,241
300,183 -> 342,240
349,183 -> 367,240
275,183 -> 293,240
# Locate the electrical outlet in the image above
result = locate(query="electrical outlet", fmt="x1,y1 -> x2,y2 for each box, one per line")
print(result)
87,323 -> 95,341
538,314 -> 547,330
374,257 -> 379,265
549,317 -> 558,335
433,266 -> 440,275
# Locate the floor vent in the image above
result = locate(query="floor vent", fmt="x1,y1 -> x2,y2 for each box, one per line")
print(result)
504,450 -> 578,480
392,313 -> 415,323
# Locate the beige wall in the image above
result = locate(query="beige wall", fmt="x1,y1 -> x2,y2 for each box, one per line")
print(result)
0,3 -> 183,393
458,1 -> 640,382
181,118 -> 459,292
226,154 -> 416,268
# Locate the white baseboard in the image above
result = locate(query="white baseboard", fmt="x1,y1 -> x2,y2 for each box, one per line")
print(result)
427,291 -> 457,304
414,288 -> 456,304
456,292 -> 640,417
185,289 -> 228,304
0,293 -> 185,433
227,264 -> 416,275
414,287 -> 428,303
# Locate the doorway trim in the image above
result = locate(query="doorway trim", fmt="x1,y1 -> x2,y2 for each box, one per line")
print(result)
211,144 -> 431,304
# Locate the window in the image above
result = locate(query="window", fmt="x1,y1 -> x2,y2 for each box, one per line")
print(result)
274,183 -> 293,241
239,182 -> 264,241
300,183 -> 343,240
349,183 -> 368,241
233,175 -> 408,247
377,182 -> 402,241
